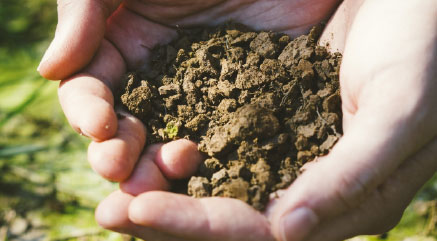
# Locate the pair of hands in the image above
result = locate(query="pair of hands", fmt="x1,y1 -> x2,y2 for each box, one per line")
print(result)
38,0 -> 437,240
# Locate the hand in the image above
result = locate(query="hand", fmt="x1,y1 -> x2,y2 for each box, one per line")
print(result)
95,1 -> 437,240
38,0 -> 341,240
39,0 -> 437,240
269,0 -> 437,240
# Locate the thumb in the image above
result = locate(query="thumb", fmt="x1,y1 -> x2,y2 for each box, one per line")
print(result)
38,0 -> 122,80
270,105 -> 435,241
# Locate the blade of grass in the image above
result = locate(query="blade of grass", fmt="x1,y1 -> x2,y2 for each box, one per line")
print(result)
0,78 -> 47,129
0,144 -> 48,158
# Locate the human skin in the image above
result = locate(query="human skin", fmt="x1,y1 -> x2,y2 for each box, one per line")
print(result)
38,0 -> 437,240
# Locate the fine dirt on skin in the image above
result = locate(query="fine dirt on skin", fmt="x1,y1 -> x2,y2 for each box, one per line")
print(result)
120,23 -> 343,210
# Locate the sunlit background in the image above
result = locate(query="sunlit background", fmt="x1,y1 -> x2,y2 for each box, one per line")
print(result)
0,0 -> 436,240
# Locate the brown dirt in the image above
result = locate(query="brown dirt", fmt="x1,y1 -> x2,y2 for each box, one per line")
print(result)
120,22 -> 343,210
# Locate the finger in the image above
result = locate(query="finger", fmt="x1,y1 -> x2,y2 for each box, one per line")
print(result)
58,39 -> 125,141
120,144 -> 171,195
304,137 -> 437,241
38,0 -> 122,80
88,112 -> 146,182
121,139 -> 203,195
96,190 -> 185,241
271,1 -> 437,240
59,75 -> 117,141
128,191 -> 275,241
154,139 -> 204,180
95,190 -> 136,233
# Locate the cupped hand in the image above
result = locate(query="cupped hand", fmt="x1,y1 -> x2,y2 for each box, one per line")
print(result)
98,0 -> 437,240
39,0 -> 437,240
269,0 -> 437,240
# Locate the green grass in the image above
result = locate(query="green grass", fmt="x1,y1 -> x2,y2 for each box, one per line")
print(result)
0,45 -> 123,240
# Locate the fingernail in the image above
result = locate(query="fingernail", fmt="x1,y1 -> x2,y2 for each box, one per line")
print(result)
280,207 -> 319,241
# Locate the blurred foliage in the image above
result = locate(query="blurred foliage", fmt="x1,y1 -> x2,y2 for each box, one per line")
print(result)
0,48 -> 122,240
0,0 -> 436,240
0,0 -> 57,48
0,1 -> 124,240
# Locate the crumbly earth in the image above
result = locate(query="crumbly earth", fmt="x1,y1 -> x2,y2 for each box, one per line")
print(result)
120,22 -> 343,210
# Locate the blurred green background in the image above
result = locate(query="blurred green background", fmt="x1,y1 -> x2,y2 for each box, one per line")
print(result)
0,0 -> 435,240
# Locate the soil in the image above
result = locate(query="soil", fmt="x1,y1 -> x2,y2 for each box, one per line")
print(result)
120,22 -> 343,210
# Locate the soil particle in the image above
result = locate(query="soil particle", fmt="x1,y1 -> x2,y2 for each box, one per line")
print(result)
250,32 -> 279,59
120,22 -> 343,210
188,176 -> 211,198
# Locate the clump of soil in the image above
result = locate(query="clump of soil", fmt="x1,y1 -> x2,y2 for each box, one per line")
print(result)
120,23 -> 342,210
